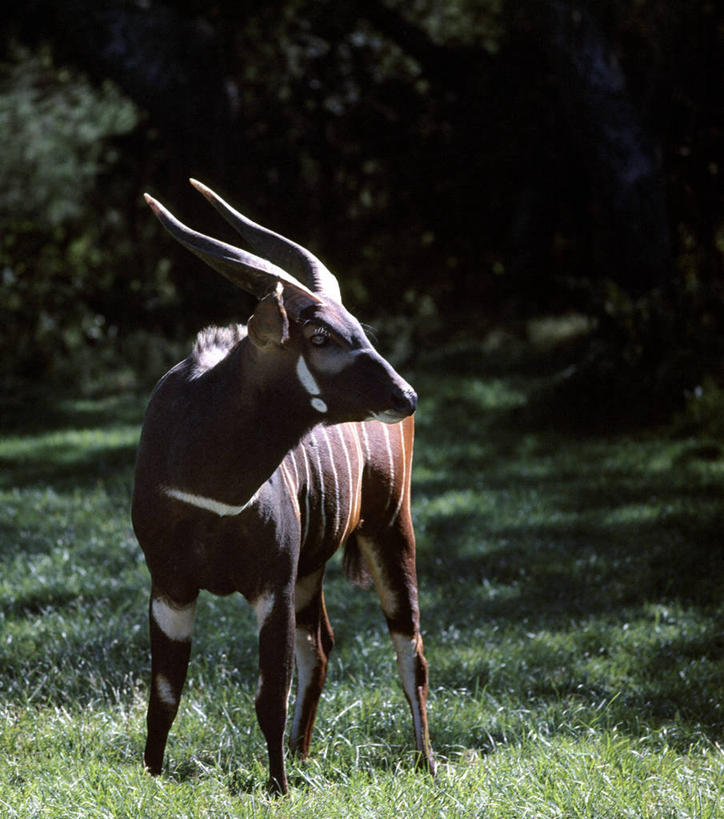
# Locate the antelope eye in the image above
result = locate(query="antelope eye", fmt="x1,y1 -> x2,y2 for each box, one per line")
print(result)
309,328 -> 331,347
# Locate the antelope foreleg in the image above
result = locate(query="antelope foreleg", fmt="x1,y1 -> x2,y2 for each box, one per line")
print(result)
254,591 -> 295,795
144,589 -> 198,775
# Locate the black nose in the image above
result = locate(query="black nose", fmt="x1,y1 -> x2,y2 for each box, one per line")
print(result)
390,386 -> 417,415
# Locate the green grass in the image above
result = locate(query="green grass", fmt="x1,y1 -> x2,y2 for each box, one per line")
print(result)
1,339 -> 723,817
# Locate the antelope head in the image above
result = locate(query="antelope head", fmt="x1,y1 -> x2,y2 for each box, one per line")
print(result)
144,180 -> 417,425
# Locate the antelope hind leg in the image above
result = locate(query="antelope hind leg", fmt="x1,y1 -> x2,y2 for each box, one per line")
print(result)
356,532 -> 436,775
290,569 -> 335,757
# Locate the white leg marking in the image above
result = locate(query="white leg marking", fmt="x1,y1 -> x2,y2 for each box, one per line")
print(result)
391,632 -> 425,751
311,397 -> 328,413
152,597 -> 196,642
156,673 -> 177,707
163,486 -> 258,517
253,591 -> 275,634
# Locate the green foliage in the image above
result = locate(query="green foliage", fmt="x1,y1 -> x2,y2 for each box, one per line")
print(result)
1,344 -> 723,815
0,43 -> 152,390
0,43 -> 137,227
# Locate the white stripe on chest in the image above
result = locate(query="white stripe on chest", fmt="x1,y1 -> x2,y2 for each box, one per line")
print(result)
163,486 -> 258,517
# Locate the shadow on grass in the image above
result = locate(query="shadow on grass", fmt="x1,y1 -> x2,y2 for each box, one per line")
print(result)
0,392 -> 142,493
0,390 -> 145,435
409,341 -> 724,750
0,441 -> 138,493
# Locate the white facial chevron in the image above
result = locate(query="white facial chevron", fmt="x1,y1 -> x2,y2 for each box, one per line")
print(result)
296,356 -> 328,413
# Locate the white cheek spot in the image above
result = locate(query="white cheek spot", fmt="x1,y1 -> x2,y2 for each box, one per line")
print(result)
296,355 -> 321,397
311,397 -> 328,413
253,591 -> 275,633
152,597 -> 196,642
156,673 -> 177,707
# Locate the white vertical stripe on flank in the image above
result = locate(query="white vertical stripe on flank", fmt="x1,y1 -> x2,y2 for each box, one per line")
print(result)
336,426 -> 354,541
279,461 -> 300,522
287,450 -> 299,486
380,422 -> 396,513
359,421 -> 371,463
299,442 -> 311,547
390,423 -> 407,522
349,423 -> 365,528
320,426 -> 340,536
308,429 -> 326,541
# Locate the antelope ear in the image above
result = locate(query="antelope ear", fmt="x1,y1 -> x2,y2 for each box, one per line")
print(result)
247,286 -> 290,348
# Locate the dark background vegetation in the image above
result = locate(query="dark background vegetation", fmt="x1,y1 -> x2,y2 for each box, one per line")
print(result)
2,0 -> 723,427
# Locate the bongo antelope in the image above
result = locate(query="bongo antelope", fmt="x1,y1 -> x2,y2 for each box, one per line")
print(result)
131,180 -> 434,793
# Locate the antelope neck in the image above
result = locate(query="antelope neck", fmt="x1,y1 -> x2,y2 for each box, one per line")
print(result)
169,339 -> 315,508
